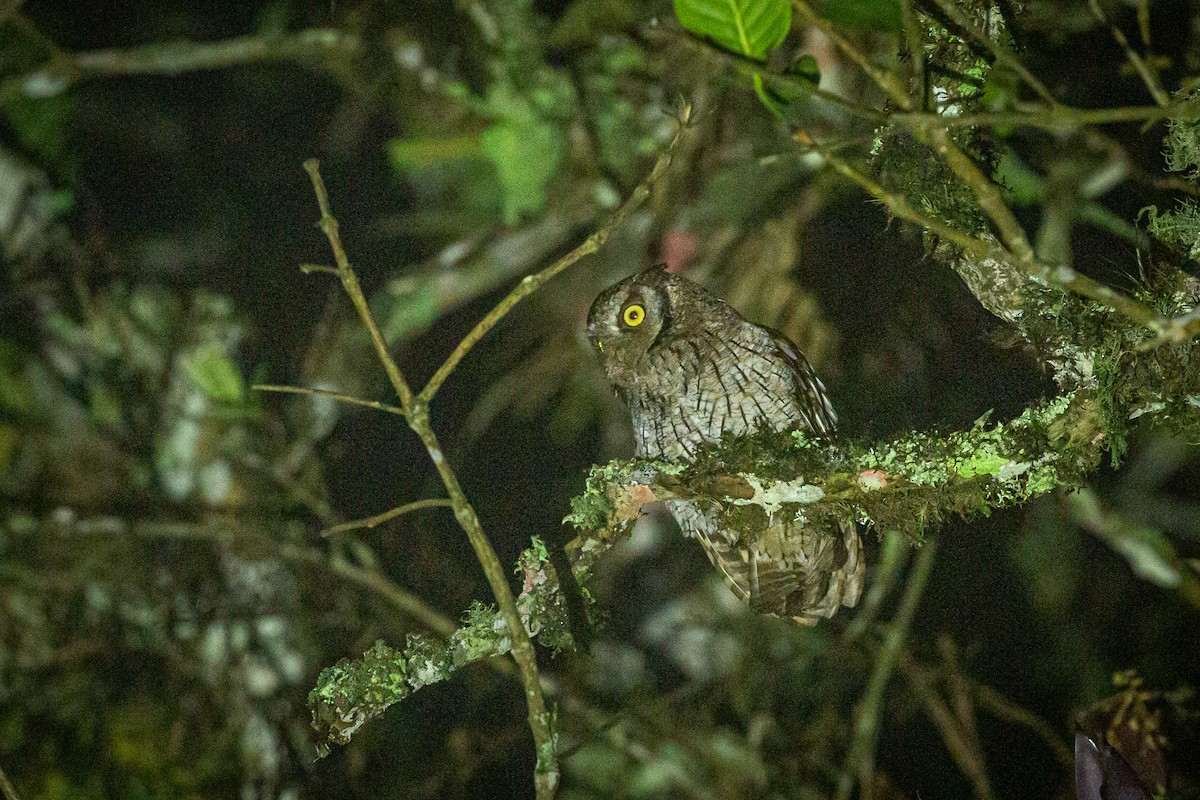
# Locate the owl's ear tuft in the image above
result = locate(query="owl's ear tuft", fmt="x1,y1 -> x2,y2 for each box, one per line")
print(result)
637,263 -> 670,282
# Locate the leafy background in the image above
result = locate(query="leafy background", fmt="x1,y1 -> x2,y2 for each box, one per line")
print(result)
1,0 -> 1199,798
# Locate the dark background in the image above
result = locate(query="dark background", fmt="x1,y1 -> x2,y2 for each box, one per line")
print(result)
1,1 -> 1198,798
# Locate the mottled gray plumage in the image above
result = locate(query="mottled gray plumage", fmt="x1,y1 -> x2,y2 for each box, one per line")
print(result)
587,265 -> 863,624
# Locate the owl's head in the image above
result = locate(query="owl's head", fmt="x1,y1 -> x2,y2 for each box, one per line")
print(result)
586,265 -> 673,389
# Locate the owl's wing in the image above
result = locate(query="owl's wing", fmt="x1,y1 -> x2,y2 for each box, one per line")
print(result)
766,330 -> 838,436
672,501 -> 864,625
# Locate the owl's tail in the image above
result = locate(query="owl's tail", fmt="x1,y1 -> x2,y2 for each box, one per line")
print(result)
685,506 -> 866,626
784,520 -> 865,625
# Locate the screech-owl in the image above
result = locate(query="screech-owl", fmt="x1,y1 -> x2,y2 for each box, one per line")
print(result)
586,265 -> 864,624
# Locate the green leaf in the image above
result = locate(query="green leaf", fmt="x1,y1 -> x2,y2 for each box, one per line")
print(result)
480,101 -> 564,223
821,0 -> 902,32
673,0 -> 792,60
182,345 -> 245,405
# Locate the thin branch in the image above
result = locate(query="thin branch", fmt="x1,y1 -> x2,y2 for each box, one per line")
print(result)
925,126 -> 1039,264
1140,306 -> 1200,349
417,102 -> 694,405
922,125 -> 1180,336
899,649 -> 995,800
665,28 -> 888,122
1087,0 -> 1169,107
278,542 -> 457,637
817,129 -> 1200,344
792,1 -> 1196,342
0,763 -> 20,800
971,682 -> 1074,768
304,160 -> 415,410
302,160 -> 559,799
322,498 -> 455,537
836,541 -> 937,800
6,29 -> 360,99
939,637 -> 985,763
889,103 -> 1175,130
69,515 -> 458,638
253,383 -> 407,417
805,137 -> 995,259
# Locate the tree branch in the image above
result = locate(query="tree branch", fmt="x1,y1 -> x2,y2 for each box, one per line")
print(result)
837,540 -> 937,800
417,102 -> 694,404
5,29 -> 360,99
300,160 -> 558,797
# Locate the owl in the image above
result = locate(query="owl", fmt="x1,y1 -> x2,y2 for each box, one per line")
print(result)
586,265 -> 863,624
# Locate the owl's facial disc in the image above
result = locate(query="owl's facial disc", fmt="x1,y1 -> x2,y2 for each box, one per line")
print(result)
586,273 -> 668,388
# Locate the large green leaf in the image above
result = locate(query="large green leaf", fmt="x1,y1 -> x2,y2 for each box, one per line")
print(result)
480,101 -> 564,224
674,0 -> 792,60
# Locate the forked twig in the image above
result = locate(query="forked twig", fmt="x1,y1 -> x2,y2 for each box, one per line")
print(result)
300,158 -> 557,797
836,541 -> 938,800
322,498 -> 455,537
418,102 -> 695,404
252,383 -> 407,417
293,105 -> 692,797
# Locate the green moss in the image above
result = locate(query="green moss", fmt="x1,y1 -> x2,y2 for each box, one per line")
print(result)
311,302 -> 1197,752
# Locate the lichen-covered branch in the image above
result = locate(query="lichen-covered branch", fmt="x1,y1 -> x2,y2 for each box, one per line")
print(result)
309,539 -> 582,749
309,293 -> 1200,748
568,392 -> 1104,546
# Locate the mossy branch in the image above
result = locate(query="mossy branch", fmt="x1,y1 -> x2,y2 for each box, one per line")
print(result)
309,255 -> 1200,752
308,350 -> 1198,750
568,392 -> 1105,545
794,0 -> 1200,348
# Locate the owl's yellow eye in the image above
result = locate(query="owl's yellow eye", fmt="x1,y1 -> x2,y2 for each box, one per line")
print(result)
622,304 -> 646,327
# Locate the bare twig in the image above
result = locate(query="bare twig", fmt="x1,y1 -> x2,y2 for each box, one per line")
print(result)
253,383 -> 407,417
6,29 -> 360,98
938,637 -> 984,761
301,159 -> 560,798
972,682 -> 1074,768
417,102 -> 694,404
67,515 -> 458,637
1087,0 -> 1169,107
805,137 -> 995,259
0,763 -> 21,800
899,649 -> 995,800
836,541 -> 938,800
279,541 -> 457,637
793,0 -> 911,108
322,498 -> 455,537
303,161 -> 416,410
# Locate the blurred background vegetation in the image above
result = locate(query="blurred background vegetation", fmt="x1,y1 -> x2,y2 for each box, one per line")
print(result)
1,0 -> 1199,798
